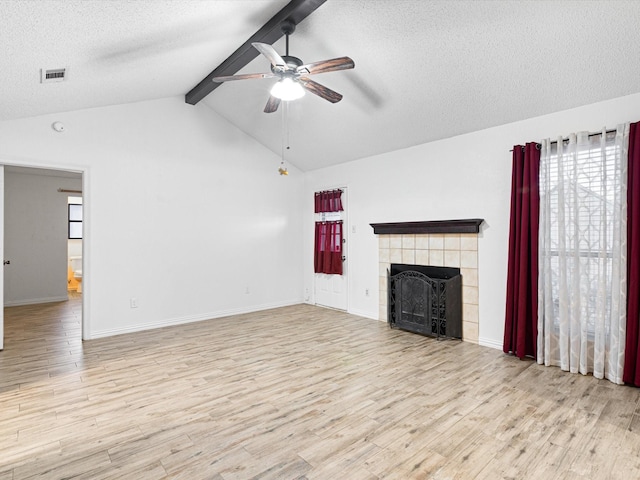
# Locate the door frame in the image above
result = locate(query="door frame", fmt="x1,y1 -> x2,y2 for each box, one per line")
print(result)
0,158 -> 90,349
0,165 -> 4,350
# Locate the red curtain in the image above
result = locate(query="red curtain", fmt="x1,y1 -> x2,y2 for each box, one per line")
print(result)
314,221 -> 343,275
503,143 -> 540,359
315,190 -> 344,213
624,122 -> 640,385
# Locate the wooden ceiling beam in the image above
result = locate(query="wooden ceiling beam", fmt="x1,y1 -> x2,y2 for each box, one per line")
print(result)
185,0 -> 327,105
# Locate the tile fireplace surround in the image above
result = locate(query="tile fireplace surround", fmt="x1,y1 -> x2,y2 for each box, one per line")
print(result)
371,219 -> 484,344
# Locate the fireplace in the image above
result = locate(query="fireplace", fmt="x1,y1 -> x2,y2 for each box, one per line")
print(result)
371,219 -> 484,344
388,264 -> 462,339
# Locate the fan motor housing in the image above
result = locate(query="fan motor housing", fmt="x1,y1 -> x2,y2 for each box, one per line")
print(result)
273,55 -> 303,72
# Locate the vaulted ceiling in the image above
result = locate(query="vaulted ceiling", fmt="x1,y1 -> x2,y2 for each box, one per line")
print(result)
3,0 -> 640,171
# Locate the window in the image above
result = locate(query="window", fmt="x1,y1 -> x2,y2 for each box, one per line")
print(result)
538,126 -> 628,382
539,132 -> 622,335
68,203 -> 83,239
314,189 -> 344,275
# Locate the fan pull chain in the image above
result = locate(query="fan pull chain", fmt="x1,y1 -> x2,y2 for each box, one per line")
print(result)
279,100 -> 289,176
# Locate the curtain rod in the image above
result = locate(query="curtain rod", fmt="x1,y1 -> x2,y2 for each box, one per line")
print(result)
546,127 -> 617,145
510,128 -> 618,152
58,188 -> 82,194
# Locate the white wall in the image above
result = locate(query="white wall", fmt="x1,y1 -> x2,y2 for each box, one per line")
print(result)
2,92 -> 638,345
0,97 -> 304,338
68,240 -> 82,259
4,170 -> 82,305
303,92 -> 640,349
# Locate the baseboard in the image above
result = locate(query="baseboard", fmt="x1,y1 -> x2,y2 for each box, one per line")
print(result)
347,308 -> 378,320
89,299 -> 302,339
4,295 -> 69,307
478,336 -> 503,350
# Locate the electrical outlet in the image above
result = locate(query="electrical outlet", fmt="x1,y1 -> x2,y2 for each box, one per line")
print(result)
245,287 -> 250,294
130,297 -> 138,308
365,288 -> 370,297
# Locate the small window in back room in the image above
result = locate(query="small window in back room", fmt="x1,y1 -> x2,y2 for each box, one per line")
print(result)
68,203 -> 83,239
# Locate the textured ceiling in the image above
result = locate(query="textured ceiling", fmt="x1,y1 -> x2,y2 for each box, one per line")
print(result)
0,0 -> 289,120
3,1 -> 640,171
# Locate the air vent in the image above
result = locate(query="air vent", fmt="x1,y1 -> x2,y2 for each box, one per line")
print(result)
40,67 -> 67,83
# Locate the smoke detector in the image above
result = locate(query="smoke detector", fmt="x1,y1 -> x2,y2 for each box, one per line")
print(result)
40,67 -> 68,84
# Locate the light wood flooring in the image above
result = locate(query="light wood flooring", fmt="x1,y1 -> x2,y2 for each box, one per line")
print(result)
1,296 -> 640,479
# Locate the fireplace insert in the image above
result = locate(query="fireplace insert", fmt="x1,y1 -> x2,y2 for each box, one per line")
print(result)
388,264 -> 462,339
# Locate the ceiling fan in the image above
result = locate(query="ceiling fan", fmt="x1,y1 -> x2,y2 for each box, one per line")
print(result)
212,20 -> 354,113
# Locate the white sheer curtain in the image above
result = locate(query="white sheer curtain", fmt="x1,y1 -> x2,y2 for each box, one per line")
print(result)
537,125 -> 629,384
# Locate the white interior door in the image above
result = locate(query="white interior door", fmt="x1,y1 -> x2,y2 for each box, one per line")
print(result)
315,271 -> 347,310
315,187 -> 347,311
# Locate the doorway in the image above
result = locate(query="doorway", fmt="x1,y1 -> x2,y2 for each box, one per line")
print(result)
1,165 -> 85,350
314,187 -> 348,311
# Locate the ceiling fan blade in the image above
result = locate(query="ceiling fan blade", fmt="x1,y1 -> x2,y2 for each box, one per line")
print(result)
212,72 -> 276,83
299,78 -> 343,103
264,95 -> 281,114
297,56 -> 355,75
252,42 -> 286,70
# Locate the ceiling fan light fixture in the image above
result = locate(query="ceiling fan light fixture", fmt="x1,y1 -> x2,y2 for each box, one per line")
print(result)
271,78 -> 305,101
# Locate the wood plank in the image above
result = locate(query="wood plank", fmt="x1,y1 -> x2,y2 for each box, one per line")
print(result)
1,296 -> 639,478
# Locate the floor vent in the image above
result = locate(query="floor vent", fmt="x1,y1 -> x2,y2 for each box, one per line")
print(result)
41,68 -> 67,83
